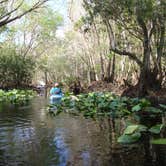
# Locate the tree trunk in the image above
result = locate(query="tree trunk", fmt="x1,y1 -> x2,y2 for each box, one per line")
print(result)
138,36 -> 151,96
104,59 -> 111,82
44,71 -> 48,86
110,53 -> 116,83
100,55 -> 105,81
138,23 -> 164,96
137,15 -> 153,96
152,22 -> 165,89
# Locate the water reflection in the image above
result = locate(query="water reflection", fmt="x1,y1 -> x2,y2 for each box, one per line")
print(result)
0,97 -> 165,166
53,129 -> 70,166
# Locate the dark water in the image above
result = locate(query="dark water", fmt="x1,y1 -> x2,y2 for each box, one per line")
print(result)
0,97 -> 165,166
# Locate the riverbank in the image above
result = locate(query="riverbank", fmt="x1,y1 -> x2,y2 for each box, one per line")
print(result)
83,81 -> 166,105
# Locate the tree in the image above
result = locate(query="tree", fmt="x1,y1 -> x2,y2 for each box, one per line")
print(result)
13,6 -> 63,57
83,0 -> 166,96
0,46 -> 35,88
0,0 -> 48,28
0,2 -> 63,88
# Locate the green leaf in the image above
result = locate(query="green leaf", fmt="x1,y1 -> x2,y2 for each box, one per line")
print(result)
121,109 -> 130,114
149,124 -> 164,134
151,138 -> 166,145
132,104 -> 141,112
140,99 -> 151,107
137,125 -> 147,132
118,132 -> 141,144
124,125 -> 138,135
159,104 -> 166,111
133,114 -> 141,122
144,107 -> 162,113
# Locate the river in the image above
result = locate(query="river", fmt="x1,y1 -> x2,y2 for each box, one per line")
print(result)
0,96 -> 165,166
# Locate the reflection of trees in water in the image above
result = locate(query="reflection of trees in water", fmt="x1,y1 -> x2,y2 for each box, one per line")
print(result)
0,100 -> 62,165
97,117 -> 166,166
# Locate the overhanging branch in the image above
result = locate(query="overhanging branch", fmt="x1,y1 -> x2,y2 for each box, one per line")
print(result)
111,48 -> 143,67
0,0 -> 48,27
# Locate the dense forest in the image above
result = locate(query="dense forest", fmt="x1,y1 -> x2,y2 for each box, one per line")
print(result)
0,0 -> 165,97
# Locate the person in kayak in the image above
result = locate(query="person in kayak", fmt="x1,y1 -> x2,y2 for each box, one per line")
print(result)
50,82 -> 62,96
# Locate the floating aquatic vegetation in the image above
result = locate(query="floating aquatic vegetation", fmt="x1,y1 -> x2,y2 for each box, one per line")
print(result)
45,92 -> 166,144
0,89 -> 36,105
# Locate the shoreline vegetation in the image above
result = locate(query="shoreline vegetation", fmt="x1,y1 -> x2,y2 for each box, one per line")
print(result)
0,89 -> 36,105
46,92 -> 166,144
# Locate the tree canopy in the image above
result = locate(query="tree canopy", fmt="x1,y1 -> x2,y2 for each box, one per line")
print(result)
0,0 -> 49,27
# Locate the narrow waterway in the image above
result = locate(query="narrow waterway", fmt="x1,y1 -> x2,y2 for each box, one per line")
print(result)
0,97 -> 165,166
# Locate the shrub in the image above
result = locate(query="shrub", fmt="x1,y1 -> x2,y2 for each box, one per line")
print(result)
0,47 -> 35,88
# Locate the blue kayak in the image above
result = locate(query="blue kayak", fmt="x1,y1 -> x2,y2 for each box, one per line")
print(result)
50,94 -> 63,101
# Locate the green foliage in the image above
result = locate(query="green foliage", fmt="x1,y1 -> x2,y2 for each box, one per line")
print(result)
117,132 -> 141,144
47,92 -> 165,119
118,123 -> 165,144
144,107 -> 162,114
123,125 -> 139,134
0,90 -> 6,102
37,7 -> 63,39
0,47 -> 35,88
122,124 -> 147,135
149,124 -> 164,134
132,104 -> 142,112
131,99 -> 151,112
151,138 -> 166,145
159,104 -> 166,111
0,89 -> 36,105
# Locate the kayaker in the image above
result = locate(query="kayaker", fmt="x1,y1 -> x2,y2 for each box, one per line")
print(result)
50,82 -> 62,96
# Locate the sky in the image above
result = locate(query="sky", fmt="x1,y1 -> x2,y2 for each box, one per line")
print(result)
47,0 -> 71,38
47,0 -> 71,26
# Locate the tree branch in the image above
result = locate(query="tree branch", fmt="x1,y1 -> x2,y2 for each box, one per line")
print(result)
0,0 -> 8,4
111,48 -> 143,67
0,0 -> 24,20
0,0 -> 48,27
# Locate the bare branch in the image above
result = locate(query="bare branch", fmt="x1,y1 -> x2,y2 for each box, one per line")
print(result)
0,0 -> 8,4
111,48 -> 143,67
0,0 -> 49,27
0,1 -> 24,21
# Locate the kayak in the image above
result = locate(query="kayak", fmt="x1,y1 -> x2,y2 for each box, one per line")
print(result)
50,94 -> 63,101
